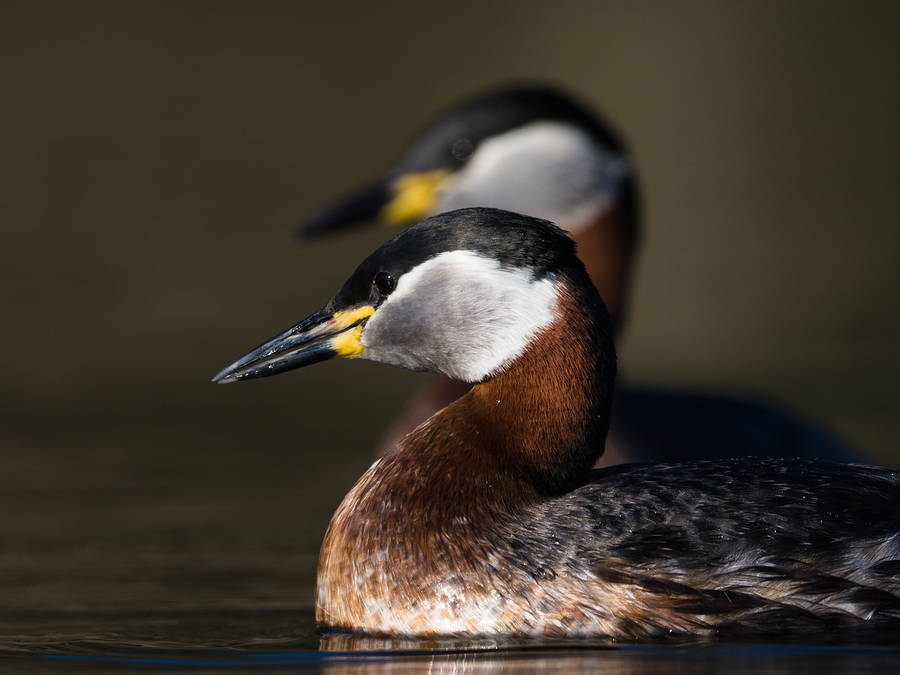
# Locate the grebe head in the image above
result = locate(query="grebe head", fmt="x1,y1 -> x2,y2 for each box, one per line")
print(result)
214,207 -> 612,386
297,84 -> 633,238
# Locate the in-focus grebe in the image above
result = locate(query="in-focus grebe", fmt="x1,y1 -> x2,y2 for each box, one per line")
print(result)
214,208 -> 897,638
294,83 -> 859,465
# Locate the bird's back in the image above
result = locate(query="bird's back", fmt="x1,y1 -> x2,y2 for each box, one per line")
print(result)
519,458 -> 899,634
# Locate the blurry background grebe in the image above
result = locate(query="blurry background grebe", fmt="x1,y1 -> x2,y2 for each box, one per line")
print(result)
0,0 -> 897,652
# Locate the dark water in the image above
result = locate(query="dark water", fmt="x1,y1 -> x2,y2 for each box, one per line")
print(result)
4,420 -> 898,673
2,608 -> 899,673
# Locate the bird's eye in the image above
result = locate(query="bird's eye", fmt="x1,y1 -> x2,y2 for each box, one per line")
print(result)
451,138 -> 474,161
373,271 -> 396,297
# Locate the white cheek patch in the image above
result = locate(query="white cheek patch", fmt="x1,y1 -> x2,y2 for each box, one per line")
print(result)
360,251 -> 560,382
436,121 -> 629,233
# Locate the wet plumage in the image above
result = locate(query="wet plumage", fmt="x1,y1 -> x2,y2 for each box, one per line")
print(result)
321,455 -> 898,637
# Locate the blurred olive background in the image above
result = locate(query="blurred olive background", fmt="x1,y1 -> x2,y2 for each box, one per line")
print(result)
1,0 -> 898,615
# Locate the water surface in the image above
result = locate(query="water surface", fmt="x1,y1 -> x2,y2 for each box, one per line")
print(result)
2,608 -> 898,673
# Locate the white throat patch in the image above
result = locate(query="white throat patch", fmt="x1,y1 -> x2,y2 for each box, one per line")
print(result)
360,251 -> 560,382
437,121 -> 629,233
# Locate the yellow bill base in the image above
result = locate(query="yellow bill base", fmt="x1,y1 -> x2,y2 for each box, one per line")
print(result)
329,305 -> 375,358
379,170 -> 450,225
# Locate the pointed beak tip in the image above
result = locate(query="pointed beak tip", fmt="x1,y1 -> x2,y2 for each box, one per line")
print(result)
211,366 -> 239,384
209,305 -> 369,386
294,179 -> 391,239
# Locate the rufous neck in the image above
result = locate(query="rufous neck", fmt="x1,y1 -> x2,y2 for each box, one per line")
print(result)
570,180 -> 639,333
441,279 -> 615,495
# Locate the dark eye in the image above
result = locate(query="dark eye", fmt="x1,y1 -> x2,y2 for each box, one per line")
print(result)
373,271 -> 396,297
451,137 -> 474,161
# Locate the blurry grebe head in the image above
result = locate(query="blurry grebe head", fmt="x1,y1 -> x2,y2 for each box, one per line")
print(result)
215,207 -> 613,387
295,85 -> 638,329
297,84 -> 633,237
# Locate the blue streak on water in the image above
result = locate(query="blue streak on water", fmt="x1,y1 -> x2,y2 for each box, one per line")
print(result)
31,644 -> 900,668
40,651 -> 408,666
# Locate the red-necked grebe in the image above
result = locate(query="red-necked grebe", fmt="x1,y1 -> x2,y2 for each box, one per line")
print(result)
294,83 -> 860,465
214,208 -> 898,638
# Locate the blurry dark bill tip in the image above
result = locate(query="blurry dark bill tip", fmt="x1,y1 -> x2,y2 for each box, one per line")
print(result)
294,179 -> 390,238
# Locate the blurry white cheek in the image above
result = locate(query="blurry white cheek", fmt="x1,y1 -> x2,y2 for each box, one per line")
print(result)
436,121 -> 628,230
